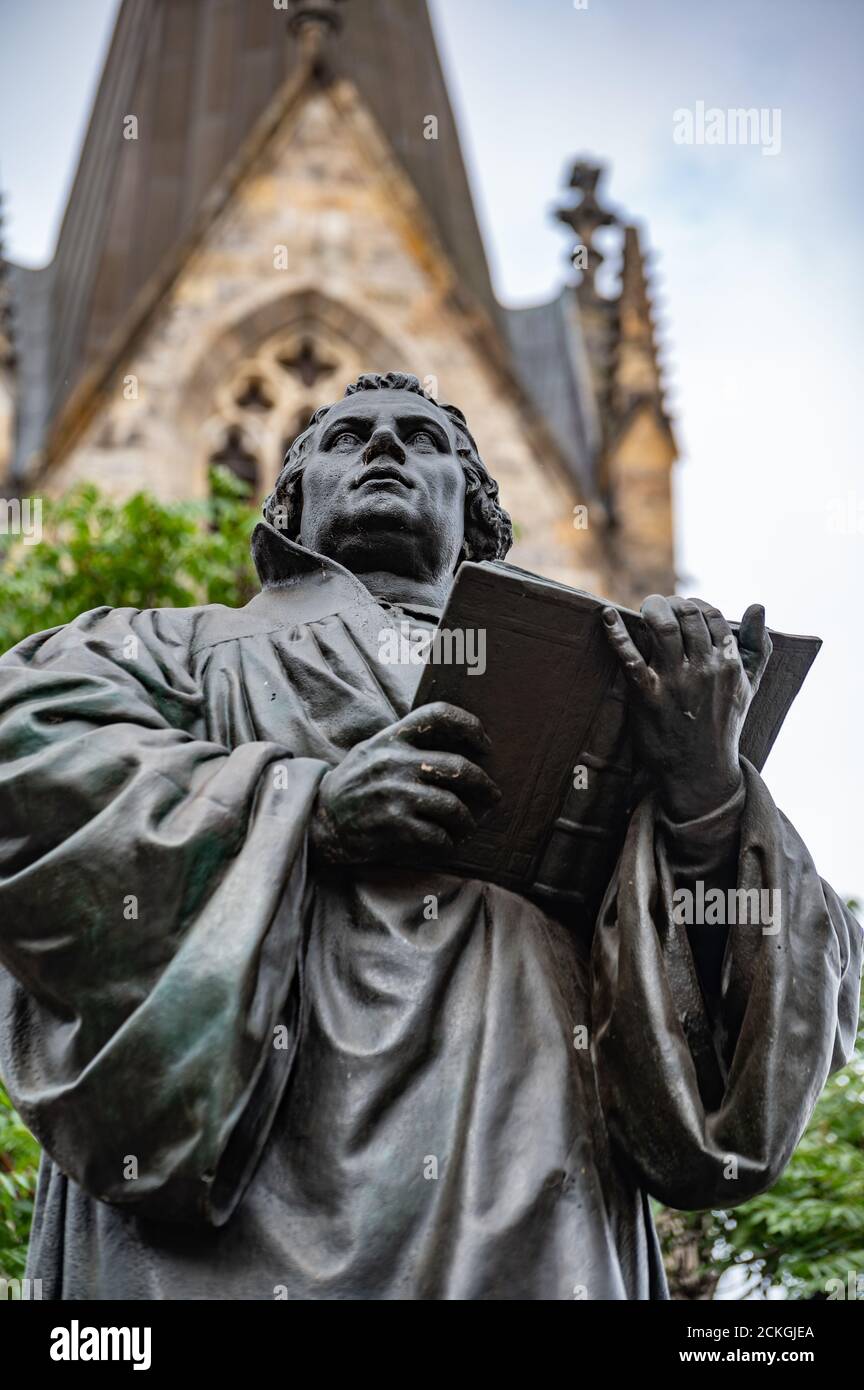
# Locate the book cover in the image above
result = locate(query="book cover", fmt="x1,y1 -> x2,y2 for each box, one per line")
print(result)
412,561 -> 821,916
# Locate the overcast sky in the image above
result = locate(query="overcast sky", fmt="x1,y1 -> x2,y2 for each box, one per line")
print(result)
1,0 -> 862,895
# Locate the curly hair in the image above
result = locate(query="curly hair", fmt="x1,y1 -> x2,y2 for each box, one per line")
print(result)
262,371 -> 513,563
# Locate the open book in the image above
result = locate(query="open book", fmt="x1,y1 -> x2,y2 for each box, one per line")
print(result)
411,561 -> 821,917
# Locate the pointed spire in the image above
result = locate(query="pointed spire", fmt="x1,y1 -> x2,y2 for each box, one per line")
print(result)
611,224 -> 663,414
551,164 -> 673,515
601,223 -> 677,603
554,160 -> 619,457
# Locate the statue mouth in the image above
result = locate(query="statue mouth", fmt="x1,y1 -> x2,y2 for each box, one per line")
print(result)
353,465 -> 413,490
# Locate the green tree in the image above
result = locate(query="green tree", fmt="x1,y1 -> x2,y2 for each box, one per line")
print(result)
0,1087 -> 40,1285
0,467 -> 257,654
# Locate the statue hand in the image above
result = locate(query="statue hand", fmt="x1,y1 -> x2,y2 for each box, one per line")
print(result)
602,596 -> 772,822
309,702 -> 501,868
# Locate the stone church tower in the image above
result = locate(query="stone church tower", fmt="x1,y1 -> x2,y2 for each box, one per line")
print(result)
1,0 -> 676,606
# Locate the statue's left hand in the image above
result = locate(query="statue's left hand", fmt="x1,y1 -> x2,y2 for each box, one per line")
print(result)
602,596 -> 772,822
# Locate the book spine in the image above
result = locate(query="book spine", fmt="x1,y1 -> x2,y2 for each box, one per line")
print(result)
532,687 -> 635,916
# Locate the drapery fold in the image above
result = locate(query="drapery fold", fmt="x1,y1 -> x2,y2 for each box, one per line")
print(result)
0,605 -> 328,1224
591,760 -> 861,1210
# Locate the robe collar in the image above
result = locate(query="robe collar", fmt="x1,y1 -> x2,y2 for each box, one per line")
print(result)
249,521 -> 441,624
252,520 -> 370,594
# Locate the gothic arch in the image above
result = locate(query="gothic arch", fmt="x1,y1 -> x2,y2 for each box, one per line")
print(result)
180,289 -> 406,499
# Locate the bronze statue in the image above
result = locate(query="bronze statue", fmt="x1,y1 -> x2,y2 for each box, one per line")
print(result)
0,372 -> 859,1300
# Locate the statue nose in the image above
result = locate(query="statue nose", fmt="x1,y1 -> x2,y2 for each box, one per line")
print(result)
362,429 -> 405,466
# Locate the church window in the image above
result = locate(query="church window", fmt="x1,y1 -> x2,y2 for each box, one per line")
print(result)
209,424 -> 259,490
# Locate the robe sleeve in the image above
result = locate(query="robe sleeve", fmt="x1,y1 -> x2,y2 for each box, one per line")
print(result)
0,605 -> 329,1226
590,759 -> 863,1210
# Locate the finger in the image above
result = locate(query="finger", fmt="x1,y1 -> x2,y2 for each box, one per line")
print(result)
738,603 -> 772,687
394,817 -> 455,857
687,597 -> 734,655
395,702 -> 490,758
403,787 -> 477,841
668,596 -> 711,661
413,751 -> 501,810
641,594 -> 684,668
602,608 -> 652,693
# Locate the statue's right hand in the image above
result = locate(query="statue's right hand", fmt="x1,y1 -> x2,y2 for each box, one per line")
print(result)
308,702 -> 501,868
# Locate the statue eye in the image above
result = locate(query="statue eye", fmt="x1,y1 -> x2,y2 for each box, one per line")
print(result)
408,430 -> 437,449
332,430 -> 361,449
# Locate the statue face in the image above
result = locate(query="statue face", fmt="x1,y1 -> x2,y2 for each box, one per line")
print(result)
296,390 -> 467,584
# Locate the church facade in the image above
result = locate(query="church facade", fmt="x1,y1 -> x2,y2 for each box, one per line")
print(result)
0,0 -> 677,607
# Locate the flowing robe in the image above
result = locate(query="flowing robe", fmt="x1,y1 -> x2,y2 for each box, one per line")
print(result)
0,524 -> 859,1300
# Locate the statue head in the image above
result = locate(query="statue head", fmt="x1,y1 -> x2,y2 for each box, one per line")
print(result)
262,372 -> 512,598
